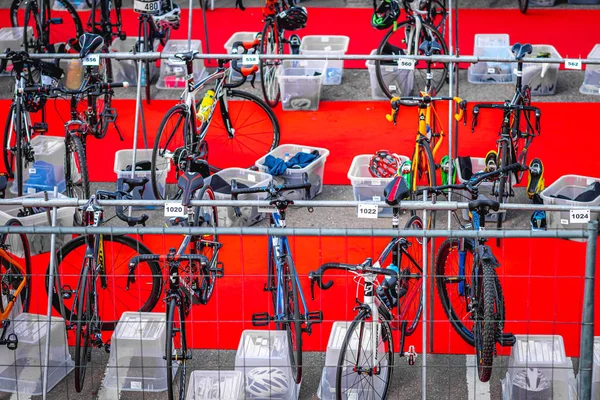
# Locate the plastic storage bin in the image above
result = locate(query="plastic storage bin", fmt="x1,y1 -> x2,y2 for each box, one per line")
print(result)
0,192 -> 74,255
224,32 -> 261,82
539,174 -> 600,231
501,335 -> 576,400
455,157 -> 505,223
104,312 -> 175,392
277,60 -> 327,111
522,45 -> 561,96
114,149 -> 169,207
158,40 -> 207,89
235,330 -> 297,400
12,135 -> 65,195
0,28 -> 32,73
23,160 -> 66,194
347,154 -> 409,218
53,0 -> 88,10
299,36 -> 350,85
186,370 -> 244,400
0,313 -> 74,395
529,0 -> 556,6
468,34 -> 515,84
569,0 -> 599,4
205,168 -> 272,227
255,144 -> 330,200
110,37 -> 158,86
366,49 -> 414,100
580,44 -> 600,95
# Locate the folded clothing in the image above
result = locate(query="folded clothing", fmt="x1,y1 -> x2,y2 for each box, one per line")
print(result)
550,181 -> 600,202
210,174 -> 249,195
263,150 -> 320,176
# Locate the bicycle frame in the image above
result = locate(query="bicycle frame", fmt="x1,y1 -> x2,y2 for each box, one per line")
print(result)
0,249 -> 27,321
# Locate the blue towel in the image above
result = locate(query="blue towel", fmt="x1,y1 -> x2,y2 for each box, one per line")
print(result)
263,151 -> 320,176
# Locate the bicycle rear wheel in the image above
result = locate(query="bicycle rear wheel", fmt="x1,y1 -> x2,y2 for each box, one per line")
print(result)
399,215 -> 424,336
259,20 -> 283,108
166,297 -> 188,400
199,89 -> 280,170
283,254 -> 302,384
140,18 -> 153,104
335,310 -> 394,400
46,235 -> 162,330
475,260 -> 498,382
74,260 -> 92,392
0,219 -> 31,315
514,86 -> 532,183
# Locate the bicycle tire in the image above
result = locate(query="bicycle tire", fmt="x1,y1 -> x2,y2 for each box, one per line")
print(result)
192,186 -> 219,305
65,135 -> 90,201
74,260 -> 92,392
151,104 -> 194,200
141,18 -> 152,104
475,260 -> 497,382
198,89 -> 280,169
45,235 -> 163,330
95,49 -> 114,139
284,254 -> 303,384
515,86 -> 532,183
335,309 -> 394,400
496,139 -> 510,237
411,141 -> 437,227
3,105 -> 17,179
519,0 -> 528,14
14,101 -> 23,196
400,215 -> 424,336
166,297 -> 187,400
259,20 -> 283,108
375,20 -> 449,102
0,219 -> 31,314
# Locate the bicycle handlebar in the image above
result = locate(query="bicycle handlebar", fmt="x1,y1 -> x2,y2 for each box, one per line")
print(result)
90,177 -> 149,226
229,40 -> 260,87
471,102 -> 542,134
23,81 -> 129,96
387,96 -> 467,126
129,253 -> 209,268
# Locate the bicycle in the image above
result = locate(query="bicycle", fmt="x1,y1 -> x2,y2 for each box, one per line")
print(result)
88,0 -> 126,48
10,0 -> 83,54
45,179 -> 163,392
129,168 -> 223,400
0,218 -> 31,351
374,0 -> 448,100
150,46 -> 280,200
231,176 -> 322,384
308,188 -> 424,399
471,43 -> 541,235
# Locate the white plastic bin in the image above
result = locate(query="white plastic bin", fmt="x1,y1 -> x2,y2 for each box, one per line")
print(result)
0,28 -> 31,66
299,36 -> 350,85
255,144 -> 330,200
158,40 -> 207,89
277,60 -> 327,111
114,149 -> 169,207
366,49 -> 414,98
468,34 -> 515,84
186,370 -> 244,400
580,44 -> 600,95
105,312 -> 175,392
539,174 -> 600,231
347,154 -> 409,218
110,37 -> 158,86
455,157 -> 505,222
0,192 -> 74,255
224,32 -> 261,82
530,0 -> 556,6
522,45 -> 561,96
53,0 -> 88,10
205,168 -> 272,227
12,135 -> 66,195
0,313 -> 74,395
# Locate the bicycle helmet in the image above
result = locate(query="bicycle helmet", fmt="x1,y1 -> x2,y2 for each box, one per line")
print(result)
154,4 -> 181,30
245,367 -> 291,398
530,210 -> 546,230
369,150 -> 401,178
371,0 -> 401,30
276,6 -> 308,31
511,368 -> 552,398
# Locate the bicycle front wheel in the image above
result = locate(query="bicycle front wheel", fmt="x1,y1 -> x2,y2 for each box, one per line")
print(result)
74,260 -> 92,392
496,139 -> 510,235
259,20 -> 283,107
46,235 -> 163,330
375,20 -> 448,101
0,219 -> 31,315
166,297 -> 188,400
283,254 -> 303,384
200,90 -> 280,170
65,135 -> 90,201
335,310 -> 394,400
411,141 -> 437,226
475,260 -> 499,382
399,215 -> 424,336
3,104 -> 30,180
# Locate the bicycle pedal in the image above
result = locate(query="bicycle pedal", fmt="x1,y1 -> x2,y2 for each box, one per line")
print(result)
252,312 -> 271,327
306,311 -> 323,324
498,332 -> 516,347
213,261 -> 225,278
406,345 -> 417,366
102,108 -> 118,123
6,333 -> 18,351
104,341 -> 111,353
61,285 -> 74,300
32,122 -> 48,133
119,32 -> 127,41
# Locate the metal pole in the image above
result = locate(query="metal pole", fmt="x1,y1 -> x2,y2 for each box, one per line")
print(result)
578,220 -> 598,400
447,0 -> 454,231
130,58 -> 144,181
187,0 -> 193,50
42,189 -> 59,400
421,189 -> 428,400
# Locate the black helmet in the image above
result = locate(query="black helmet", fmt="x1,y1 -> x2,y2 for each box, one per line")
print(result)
277,6 -> 308,31
372,0 -> 400,30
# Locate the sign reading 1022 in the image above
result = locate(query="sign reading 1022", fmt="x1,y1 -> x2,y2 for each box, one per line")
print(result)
164,202 -> 186,217
357,204 -> 378,219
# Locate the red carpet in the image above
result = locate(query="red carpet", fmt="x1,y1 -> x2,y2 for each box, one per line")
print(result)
1,8 -> 600,69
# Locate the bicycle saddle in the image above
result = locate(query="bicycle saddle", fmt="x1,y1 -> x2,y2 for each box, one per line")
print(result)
172,51 -> 199,63
78,33 -> 104,59
178,171 -> 205,207
468,199 -> 500,213
384,176 -> 410,206
419,40 -> 442,56
511,43 -> 533,61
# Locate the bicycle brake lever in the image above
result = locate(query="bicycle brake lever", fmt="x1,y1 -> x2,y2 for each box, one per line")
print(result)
250,72 -> 256,89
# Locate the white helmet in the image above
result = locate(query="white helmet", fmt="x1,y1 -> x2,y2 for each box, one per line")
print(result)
153,4 -> 181,30
512,368 -> 552,398
245,367 -> 291,398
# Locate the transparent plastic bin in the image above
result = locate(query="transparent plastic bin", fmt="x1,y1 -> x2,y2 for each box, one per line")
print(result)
539,174 -> 600,231
255,144 -> 330,200
22,160 -> 65,194
0,313 -> 74,395
277,60 -> 327,111
347,154 -> 409,218
186,370 -> 244,400
53,0 -> 88,10
366,49 -> 413,99
235,330 -> 297,400
318,321 -> 386,400
114,149 -> 169,208
0,28 -> 32,73
205,168 -> 272,227
299,36 -> 350,85
224,32 -> 261,82
522,45 -> 561,96
593,337 -> 600,400
468,34 -> 514,84
569,0 -> 600,3
501,335 -> 576,400
0,192 -> 74,255
12,135 -> 65,195
580,44 -> 600,95
104,312 -> 175,392
110,37 -> 158,86
530,0 -> 556,6
158,40 -> 207,89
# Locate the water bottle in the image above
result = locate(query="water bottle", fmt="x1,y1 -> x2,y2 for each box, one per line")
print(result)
284,152 -> 290,162
196,90 -> 216,123
140,63 -> 146,87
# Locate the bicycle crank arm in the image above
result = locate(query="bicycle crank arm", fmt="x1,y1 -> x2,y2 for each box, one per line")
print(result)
163,351 -> 192,361
305,311 -> 323,324
251,312 -> 272,326
497,332 -> 516,347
